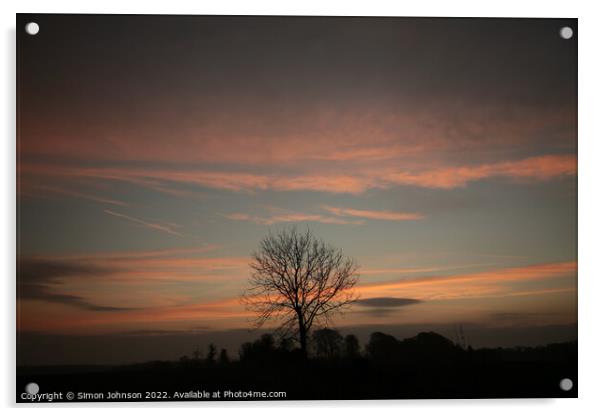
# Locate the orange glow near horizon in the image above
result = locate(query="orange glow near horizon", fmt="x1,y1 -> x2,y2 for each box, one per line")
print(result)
17,259 -> 576,334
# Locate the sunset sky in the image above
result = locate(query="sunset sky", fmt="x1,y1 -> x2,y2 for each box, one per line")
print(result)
17,15 -> 577,364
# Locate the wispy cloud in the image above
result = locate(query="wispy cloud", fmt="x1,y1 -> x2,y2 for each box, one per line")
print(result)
19,103 -> 573,168
356,297 -> 422,308
51,245 -> 221,261
28,185 -> 128,206
221,208 -> 364,225
357,261 -> 577,301
21,153 -> 576,196
17,258 -> 131,312
17,256 -> 576,332
104,209 -> 183,237
382,154 -> 576,189
361,263 -> 496,276
17,249 -> 251,319
322,206 -> 425,221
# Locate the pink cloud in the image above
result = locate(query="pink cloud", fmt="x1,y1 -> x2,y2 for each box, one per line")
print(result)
358,260 -> 577,301
381,155 -> 576,189
19,153 -> 576,197
322,206 -> 425,221
21,102 -> 573,167
19,98 -> 576,203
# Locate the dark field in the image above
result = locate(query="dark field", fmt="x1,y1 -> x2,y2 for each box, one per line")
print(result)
17,331 -> 577,402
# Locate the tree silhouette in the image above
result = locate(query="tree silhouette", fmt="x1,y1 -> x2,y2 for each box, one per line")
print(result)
312,328 -> 344,359
239,333 -> 276,362
279,336 -> 295,352
243,227 -> 359,357
219,348 -> 230,365
344,334 -> 361,358
206,343 -> 217,363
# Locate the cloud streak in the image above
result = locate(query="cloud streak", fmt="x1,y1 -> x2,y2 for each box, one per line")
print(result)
381,154 -> 576,189
104,209 -> 183,237
222,210 -> 363,225
356,297 -> 422,308
357,261 -> 577,301
17,258 -> 131,312
30,185 -> 129,206
20,102 -> 574,168
322,206 -> 425,221
21,154 -> 576,197
16,249 -> 252,319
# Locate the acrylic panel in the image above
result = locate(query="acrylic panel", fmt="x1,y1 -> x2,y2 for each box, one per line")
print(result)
16,14 -> 577,402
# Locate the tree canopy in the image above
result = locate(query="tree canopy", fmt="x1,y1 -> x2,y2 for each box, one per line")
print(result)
243,227 -> 359,356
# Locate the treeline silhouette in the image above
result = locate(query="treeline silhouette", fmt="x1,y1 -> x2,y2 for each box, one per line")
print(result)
17,330 -> 577,401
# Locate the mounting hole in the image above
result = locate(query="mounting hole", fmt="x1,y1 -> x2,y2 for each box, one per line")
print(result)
559,378 -> 573,391
25,22 -> 39,36
25,382 -> 39,395
559,26 -> 573,40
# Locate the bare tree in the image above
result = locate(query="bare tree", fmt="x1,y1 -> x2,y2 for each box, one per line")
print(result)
243,227 -> 359,357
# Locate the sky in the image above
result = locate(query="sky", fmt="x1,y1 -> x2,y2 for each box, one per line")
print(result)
17,15 -> 577,365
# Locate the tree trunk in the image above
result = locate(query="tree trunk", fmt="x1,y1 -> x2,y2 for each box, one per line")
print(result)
298,314 -> 308,358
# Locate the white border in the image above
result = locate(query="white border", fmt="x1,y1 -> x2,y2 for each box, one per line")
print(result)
2,1 -> 602,414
